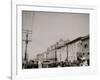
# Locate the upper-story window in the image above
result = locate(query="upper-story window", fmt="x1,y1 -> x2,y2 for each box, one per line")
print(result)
84,43 -> 88,48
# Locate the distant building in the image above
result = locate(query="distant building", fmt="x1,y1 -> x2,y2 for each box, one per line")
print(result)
36,35 -> 89,64
56,39 -> 67,62
47,45 -> 56,61
37,52 -> 46,62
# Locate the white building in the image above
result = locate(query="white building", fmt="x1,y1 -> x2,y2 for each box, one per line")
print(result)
67,37 -> 82,62
37,35 -> 89,64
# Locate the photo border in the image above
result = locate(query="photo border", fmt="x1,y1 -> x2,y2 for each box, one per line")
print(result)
12,2 -> 97,80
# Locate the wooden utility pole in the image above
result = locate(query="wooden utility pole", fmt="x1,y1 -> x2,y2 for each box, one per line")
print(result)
55,44 -> 57,62
22,30 -> 32,68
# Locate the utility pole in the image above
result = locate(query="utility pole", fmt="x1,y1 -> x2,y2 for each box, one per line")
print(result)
22,29 -> 32,68
55,44 -> 57,62
66,45 -> 68,62
46,47 -> 50,61
66,40 -> 70,62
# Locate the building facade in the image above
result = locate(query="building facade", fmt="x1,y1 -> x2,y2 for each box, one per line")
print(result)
37,35 -> 89,65
67,38 -> 82,62
37,52 -> 47,62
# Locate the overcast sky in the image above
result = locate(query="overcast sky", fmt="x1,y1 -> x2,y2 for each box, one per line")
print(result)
22,11 -> 89,60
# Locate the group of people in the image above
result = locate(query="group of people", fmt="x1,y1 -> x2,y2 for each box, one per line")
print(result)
22,53 -> 89,69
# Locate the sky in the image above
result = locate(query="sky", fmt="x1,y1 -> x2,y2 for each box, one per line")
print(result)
22,11 -> 89,60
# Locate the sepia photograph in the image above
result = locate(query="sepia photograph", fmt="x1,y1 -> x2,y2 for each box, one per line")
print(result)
22,11 -> 89,69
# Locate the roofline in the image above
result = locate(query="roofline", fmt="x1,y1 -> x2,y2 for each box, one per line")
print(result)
37,35 -> 89,55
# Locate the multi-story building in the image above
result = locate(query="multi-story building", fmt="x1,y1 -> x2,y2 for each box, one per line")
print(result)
81,35 -> 89,62
37,35 -> 89,65
67,37 -> 82,62
56,39 -> 67,62
46,45 -> 56,62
